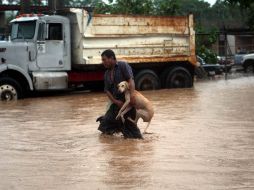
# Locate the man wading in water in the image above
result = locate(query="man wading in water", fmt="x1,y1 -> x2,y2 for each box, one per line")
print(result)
97,49 -> 143,139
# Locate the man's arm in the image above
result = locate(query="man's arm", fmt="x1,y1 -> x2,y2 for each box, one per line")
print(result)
106,90 -> 123,108
120,62 -> 135,104
128,78 -> 135,94
127,78 -> 135,105
104,71 -> 123,108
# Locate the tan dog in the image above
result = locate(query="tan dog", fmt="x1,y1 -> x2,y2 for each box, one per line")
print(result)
116,81 -> 154,134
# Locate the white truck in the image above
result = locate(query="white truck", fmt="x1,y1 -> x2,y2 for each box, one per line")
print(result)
240,53 -> 254,73
0,9 -> 197,101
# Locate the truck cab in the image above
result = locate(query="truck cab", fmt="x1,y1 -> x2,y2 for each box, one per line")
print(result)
241,53 -> 254,73
0,14 -> 71,100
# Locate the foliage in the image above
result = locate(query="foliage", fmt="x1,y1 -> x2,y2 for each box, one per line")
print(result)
153,0 -> 180,16
195,26 -> 219,64
226,0 -> 254,30
197,45 -> 218,64
107,0 -> 153,15
226,0 -> 253,8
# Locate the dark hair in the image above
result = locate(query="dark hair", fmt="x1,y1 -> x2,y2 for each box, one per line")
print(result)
101,49 -> 116,60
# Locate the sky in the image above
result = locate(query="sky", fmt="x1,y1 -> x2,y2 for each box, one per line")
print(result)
2,0 -> 218,7
2,0 -> 217,7
103,0 -> 218,6
205,0 -> 217,6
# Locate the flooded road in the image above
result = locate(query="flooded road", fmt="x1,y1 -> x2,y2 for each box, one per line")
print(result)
0,76 -> 254,190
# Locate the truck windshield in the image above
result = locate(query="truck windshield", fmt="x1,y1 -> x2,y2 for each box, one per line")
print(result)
11,21 -> 36,40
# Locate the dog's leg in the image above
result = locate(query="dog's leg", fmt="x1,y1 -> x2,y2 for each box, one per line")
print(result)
127,110 -> 141,124
139,110 -> 153,134
116,92 -> 130,120
127,117 -> 136,123
143,121 -> 152,134
120,106 -> 132,123
116,101 -> 130,120
134,109 -> 153,134
116,100 -> 130,120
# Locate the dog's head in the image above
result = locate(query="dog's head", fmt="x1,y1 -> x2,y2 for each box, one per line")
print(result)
117,81 -> 129,93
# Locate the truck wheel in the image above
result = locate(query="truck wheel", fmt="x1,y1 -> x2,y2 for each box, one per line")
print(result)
165,67 -> 193,88
135,70 -> 160,91
195,66 -> 208,79
0,77 -> 23,101
244,64 -> 254,73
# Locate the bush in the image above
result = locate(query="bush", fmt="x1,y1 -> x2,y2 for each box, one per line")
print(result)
197,45 -> 218,64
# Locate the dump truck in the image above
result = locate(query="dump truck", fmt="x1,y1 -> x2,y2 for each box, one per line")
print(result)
0,8 -> 197,101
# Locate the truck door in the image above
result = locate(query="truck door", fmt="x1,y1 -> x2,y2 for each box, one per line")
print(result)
37,23 -> 65,69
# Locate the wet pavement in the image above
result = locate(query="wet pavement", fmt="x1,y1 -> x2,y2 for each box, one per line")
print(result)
0,76 -> 254,190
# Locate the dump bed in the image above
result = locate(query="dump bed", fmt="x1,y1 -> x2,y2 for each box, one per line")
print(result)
67,9 -> 196,66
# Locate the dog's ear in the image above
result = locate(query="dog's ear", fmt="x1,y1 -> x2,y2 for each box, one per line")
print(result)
125,81 -> 130,90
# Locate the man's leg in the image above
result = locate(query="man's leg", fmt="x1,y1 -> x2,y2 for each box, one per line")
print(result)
98,104 -> 122,135
122,108 -> 143,139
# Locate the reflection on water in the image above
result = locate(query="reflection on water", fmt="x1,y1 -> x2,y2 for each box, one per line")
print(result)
0,76 -> 254,190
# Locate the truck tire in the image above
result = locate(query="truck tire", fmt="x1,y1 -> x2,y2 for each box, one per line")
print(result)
0,77 -> 23,101
135,70 -> 160,91
195,66 -> 208,79
164,67 -> 193,88
244,62 -> 254,73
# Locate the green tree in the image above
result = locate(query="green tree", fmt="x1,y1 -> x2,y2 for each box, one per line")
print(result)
226,0 -> 254,29
153,0 -> 180,16
196,25 -> 218,63
109,0 -> 153,15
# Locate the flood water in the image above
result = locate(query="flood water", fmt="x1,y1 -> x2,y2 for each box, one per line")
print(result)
0,76 -> 254,190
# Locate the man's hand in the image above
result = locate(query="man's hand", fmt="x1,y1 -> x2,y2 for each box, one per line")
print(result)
106,91 -> 123,108
114,99 -> 124,108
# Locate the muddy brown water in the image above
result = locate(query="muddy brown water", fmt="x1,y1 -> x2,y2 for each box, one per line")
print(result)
0,76 -> 254,190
